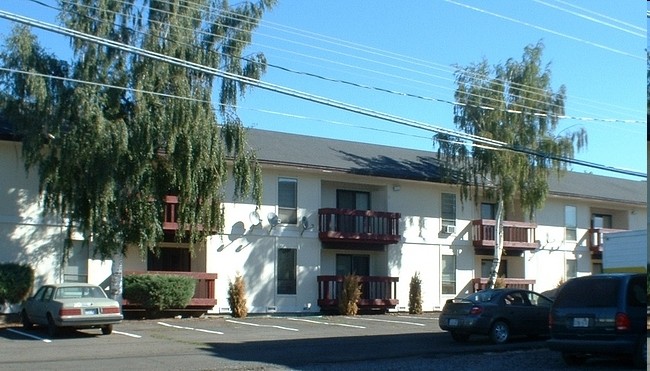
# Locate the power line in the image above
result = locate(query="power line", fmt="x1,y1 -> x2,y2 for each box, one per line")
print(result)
0,10 -> 645,179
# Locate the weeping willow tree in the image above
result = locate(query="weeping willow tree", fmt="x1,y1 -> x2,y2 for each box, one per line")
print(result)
0,0 -> 275,299
434,42 -> 587,289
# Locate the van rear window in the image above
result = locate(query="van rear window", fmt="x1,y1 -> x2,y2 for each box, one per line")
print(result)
554,279 -> 619,307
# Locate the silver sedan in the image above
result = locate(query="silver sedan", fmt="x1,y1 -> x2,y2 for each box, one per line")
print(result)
21,283 -> 123,337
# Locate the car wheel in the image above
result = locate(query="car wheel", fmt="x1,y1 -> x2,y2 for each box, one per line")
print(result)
561,352 -> 587,366
489,321 -> 509,344
450,332 -> 470,342
46,314 -> 58,338
101,324 -> 113,335
21,310 -> 33,330
632,336 -> 647,369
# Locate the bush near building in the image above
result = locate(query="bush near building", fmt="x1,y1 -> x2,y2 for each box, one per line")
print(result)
227,274 -> 248,318
338,274 -> 362,315
0,263 -> 34,304
408,272 -> 423,314
123,274 -> 195,315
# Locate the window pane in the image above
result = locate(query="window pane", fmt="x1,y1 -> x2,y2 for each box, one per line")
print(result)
277,249 -> 296,295
480,203 -> 496,219
441,255 -> 456,294
441,193 -> 456,225
565,259 -> 577,279
278,178 -> 297,224
565,205 -> 577,241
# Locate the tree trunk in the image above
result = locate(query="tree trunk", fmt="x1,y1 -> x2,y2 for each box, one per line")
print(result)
486,197 -> 505,289
110,251 -> 124,309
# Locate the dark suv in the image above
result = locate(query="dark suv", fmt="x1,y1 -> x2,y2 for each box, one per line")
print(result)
547,273 -> 647,368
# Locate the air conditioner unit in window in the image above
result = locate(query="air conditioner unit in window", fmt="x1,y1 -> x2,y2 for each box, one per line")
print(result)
443,225 -> 456,234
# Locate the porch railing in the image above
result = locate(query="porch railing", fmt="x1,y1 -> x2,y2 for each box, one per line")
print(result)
471,277 -> 536,292
472,219 -> 537,252
587,227 -> 626,257
318,208 -> 401,245
123,271 -> 217,308
317,275 -> 399,312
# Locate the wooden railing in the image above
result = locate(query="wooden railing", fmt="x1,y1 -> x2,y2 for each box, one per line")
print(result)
472,219 -> 537,253
162,195 -> 179,231
587,227 -> 626,257
123,271 -> 217,308
317,275 -> 399,312
318,208 -> 401,245
471,277 -> 536,292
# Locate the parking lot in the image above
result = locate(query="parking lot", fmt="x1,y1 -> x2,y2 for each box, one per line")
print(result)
0,313 -> 645,370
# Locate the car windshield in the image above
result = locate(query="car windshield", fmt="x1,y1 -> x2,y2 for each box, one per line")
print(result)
55,286 -> 107,299
464,291 -> 500,303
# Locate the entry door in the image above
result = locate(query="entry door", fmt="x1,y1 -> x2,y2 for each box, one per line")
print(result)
336,254 -> 370,276
337,190 -> 370,233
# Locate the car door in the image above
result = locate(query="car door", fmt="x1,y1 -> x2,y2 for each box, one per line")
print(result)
29,286 -> 54,325
525,292 -> 553,334
502,291 -> 532,334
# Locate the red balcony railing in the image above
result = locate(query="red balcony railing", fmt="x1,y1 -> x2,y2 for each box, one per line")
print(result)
317,275 -> 399,312
472,219 -> 537,253
162,195 -> 179,231
587,227 -> 626,258
123,271 -> 217,308
471,277 -> 536,292
318,208 -> 401,245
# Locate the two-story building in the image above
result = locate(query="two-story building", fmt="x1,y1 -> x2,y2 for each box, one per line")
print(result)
1,127 -> 646,314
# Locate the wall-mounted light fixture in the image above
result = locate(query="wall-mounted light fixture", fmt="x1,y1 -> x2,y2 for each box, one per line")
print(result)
392,185 -> 401,191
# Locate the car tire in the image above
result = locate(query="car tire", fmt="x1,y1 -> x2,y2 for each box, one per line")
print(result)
489,321 -> 509,344
450,332 -> 470,342
46,314 -> 58,338
632,336 -> 647,369
21,310 -> 33,330
101,324 -> 113,335
561,352 -> 587,366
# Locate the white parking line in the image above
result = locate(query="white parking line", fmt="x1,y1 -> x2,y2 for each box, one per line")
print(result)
226,319 -> 299,332
6,328 -> 52,343
113,330 -> 142,338
157,321 -> 224,335
345,316 -> 426,326
286,317 -> 365,329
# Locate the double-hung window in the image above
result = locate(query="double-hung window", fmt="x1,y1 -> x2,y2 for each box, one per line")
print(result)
278,178 -> 297,224
441,193 -> 456,231
565,205 -> 577,241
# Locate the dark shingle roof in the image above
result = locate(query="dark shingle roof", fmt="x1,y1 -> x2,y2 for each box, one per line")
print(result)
246,128 -> 647,205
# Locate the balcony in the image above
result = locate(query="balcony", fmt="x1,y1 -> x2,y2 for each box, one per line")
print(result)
587,227 -> 626,259
123,271 -> 217,309
471,277 -> 536,292
317,275 -> 399,312
318,208 -> 401,245
472,219 -> 538,255
162,195 -> 179,231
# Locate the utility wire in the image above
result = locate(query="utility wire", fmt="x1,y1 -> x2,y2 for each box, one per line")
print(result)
0,10 -> 645,179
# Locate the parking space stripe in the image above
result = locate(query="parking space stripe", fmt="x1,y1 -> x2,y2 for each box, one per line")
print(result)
226,319 -> 299,332
157,321 -> 224,335
286,317 -> 365,329
345,316 -> 426,326
113,330 -> 142,338
6,328 -> 52,342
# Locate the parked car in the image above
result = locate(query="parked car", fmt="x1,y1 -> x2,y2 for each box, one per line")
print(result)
21,283 -> 123,337
547,273 -> 647,369
439,288 -> 553,344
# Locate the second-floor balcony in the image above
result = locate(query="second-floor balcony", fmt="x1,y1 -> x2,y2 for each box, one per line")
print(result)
318,208 -> 401,245
587,227 -> 626,259
472,219 -> 538,254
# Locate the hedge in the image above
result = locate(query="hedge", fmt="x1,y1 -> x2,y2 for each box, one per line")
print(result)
0,263 -> 34,304
123,274 -> 196,313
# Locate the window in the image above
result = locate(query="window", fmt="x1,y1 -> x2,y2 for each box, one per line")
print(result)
64,241 -> 89,283
277,249 -> 297,295
336,254 -> 370,276
565,205 -> 577,241
592,262 -> 603,274
481,259 -> 507,278
441,193 -> 456,227
565,259 -> 577,280
480,203 -> 496,220
278,178 -> 297,224
441,255 -> 456,294
148,247 -> 191,271
591,213 -> 612,229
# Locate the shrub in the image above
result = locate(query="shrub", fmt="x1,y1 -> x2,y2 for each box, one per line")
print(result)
123,274 -> 195,315
408,272 -> 423,314
227,274 -> 247,318
494,276 -> 506,289
338,274 -> 362,315
0,263 -> 34,304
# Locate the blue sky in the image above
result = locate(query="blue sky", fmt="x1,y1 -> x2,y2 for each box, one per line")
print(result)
0,1 -> 646,180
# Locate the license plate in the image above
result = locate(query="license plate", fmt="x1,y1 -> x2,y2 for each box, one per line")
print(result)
448,319 -> 459,327
572,317 -> 589,327
84,308 -> 98,315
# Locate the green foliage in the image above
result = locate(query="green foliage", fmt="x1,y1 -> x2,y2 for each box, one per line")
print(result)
408,272 -> 423,314
0,263 -> 34,304
227,274 -> 248,318
338,274 -> 362,316
494,276 -> 506,289
0,1 -> 276,261
123,274 -> 195,314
